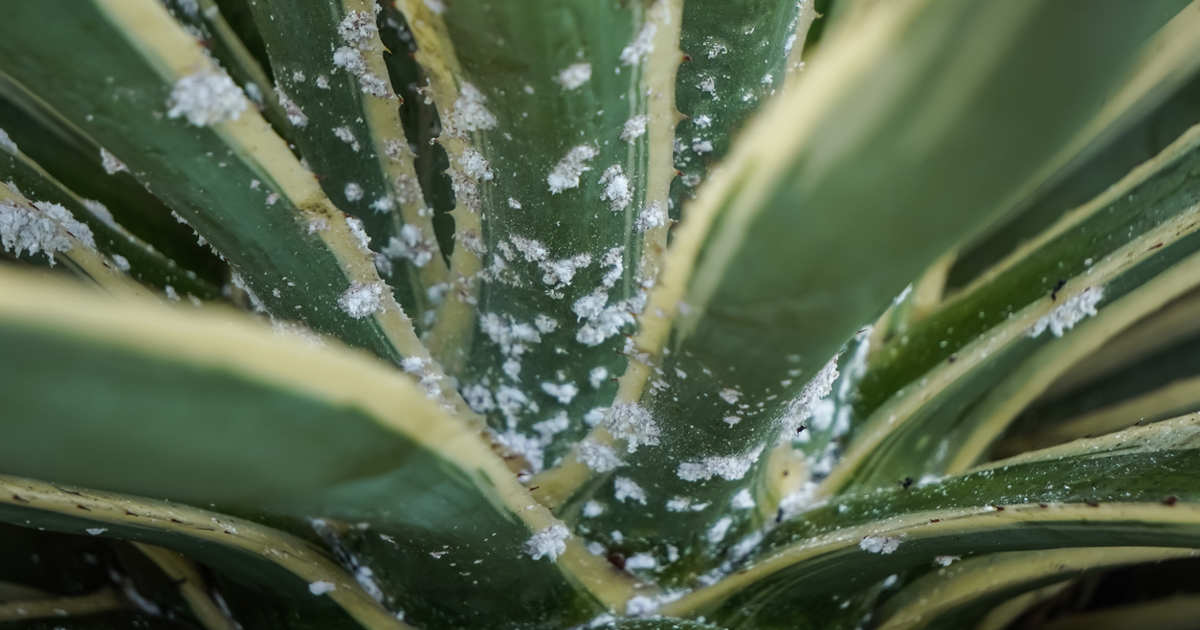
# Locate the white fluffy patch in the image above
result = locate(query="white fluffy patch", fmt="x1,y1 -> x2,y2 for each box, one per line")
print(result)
338,281 -> 385,318
1030,286 -> 1103,338
166,70 -> 247,126
555,63 -> 592,90
547,145 -> 597,194
524,524 -> 570,561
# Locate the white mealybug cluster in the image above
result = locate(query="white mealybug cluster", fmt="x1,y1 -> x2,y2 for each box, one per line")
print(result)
778,354 -> 840,438
0,128 -> 17,153
338,281 -> 385,318
613,476 -> 648,504
166,70 -> 247,126
99,148 -> 128,175
676,445 -> 764,482
308,581 -> 336,596
621,115 -> 648,143
0,200 -> 95,264
451,83 -> 497,134
604,402 -> 661,453
547,145 -> 598,194
1029,286 -> 1103,338
859,535 -> 903,554
620,22 -> 657,65
599,165 -> 632,211
578,439 -> 624,473
524,523 -> 570,561
555,63 -> 592,90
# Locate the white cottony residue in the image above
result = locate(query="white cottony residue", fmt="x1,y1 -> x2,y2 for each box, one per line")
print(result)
604,402 -> 661,453
731,489 -> 755,510
382,225 -> 435,267
697,75 -> 717,99
621,115 -> 648,143
860,535 -> 903,554
718,388 -> 741,404
166,70 -> 247,126
578,439 -> 623,473
693,114 -> 713,128
691,137 -> 714,154
572,290 -> 643,346
707,516 -> 733,544
934,555 -> 960,567
636,202 -> 667,232
626,595 -> 660,616
85,527 -> 107,535
338,281 -> 385,318
555,63 -> 592,90
625,553 -> 657,571
524,523 -> 570,561
0,128 -> 17,153
547,145 -> 597,194
620,22 -> 657,65
459,149 -> 494,181
345,216 -> 371,250
582,501 -> 605,518
337,10 -> 377,48
614,476 -> 648,504
666,496 -> 710,512
344,182 -> 364,202
779,354 -> 840,438
0,200 -> 95,264
99,148 -> 128,174
588,366 -> 608,389
308,581 -> 336,596
423,0 -> 446,14
599,165 -> 632,211
677,445 -> 764,482
451,83 -> 497,134
507,197 -> 522,209
541,253 -> 592,287
332,126 -> 361,152
111,253 -> 130,271
275,86 -> 308,127
1029,286 -> 1103,338
541,381 -> 579,404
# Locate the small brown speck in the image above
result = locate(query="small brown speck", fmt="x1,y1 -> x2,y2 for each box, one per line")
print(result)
1163,496 -> 1178,506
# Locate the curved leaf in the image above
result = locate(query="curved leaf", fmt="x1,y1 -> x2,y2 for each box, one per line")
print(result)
539,0 -> 1194,584
0,266 -> 633,628
658,414 -> 1200,627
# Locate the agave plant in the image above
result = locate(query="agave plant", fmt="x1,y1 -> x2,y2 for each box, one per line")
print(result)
3,0 -> 1200,628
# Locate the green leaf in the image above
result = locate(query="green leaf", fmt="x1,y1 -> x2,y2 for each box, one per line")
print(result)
399,0 -> 681,467
670,0 -> 815,211
874,547 -> 1195,630
821,117 -> 1200,494
0,74 -> 226,286
0,182 -> 150,298
0,126 -> 220,299
0,476 -> 401,629
538,0 -> 1194,584
657,414 -> 1200,628
0,0 -> 444,379
241,0 -> 448,324
0,266 -> 633,628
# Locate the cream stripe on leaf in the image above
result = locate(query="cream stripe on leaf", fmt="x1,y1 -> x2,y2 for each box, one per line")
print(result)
537,0 -> 1195,588
0,265 -> 635,628
657,414 -> 1200,628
